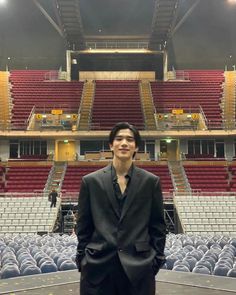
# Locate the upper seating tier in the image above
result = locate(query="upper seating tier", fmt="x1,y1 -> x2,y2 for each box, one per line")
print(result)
91,80 -> 145,130
10,70 -> 84,130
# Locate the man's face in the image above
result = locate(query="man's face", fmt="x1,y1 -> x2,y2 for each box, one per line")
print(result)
109,128 -> 138,161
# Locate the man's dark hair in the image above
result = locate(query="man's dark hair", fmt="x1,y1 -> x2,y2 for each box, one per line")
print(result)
109,122 -> 141,148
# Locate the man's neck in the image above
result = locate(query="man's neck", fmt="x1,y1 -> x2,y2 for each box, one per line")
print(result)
112,158 -> 133,176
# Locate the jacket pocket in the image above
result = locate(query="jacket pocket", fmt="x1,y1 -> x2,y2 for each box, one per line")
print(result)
135,241 -> 151,252
85,243 -> 103,256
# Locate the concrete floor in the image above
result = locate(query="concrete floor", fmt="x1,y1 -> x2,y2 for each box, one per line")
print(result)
0,269 -> 235,295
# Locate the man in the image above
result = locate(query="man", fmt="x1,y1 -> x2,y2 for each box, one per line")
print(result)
48,188 -> 58,208
76,122 -> 166,295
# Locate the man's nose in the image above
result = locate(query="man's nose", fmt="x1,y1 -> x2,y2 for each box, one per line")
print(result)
121,138 -> 128,145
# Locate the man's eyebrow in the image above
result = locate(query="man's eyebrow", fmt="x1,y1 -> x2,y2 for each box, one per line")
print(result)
115,135 -> 134,138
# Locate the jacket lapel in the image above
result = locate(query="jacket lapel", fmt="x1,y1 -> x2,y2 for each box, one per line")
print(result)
120,165 -> 141,222
102,164 -> 120,219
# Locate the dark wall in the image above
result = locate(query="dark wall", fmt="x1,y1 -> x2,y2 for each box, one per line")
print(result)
76,53 -> 163,71
0,0 -> 236,71
168,0 -> 236,70
0,0 -> 66,70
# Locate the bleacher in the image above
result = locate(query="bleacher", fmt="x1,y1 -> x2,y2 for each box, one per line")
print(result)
151,70 -> 224,129
10,70 -> 84,130
0,165 -> 5,192
91,80 -> 145,130
61,162 -> 173,202
0,196 -> 59,233
175,194 -> 236,236
4,165 -> 52,193
183,162 -> 229,192
229,163 -> 236,192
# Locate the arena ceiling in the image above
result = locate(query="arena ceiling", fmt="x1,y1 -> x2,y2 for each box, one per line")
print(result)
0,0 -> 236,69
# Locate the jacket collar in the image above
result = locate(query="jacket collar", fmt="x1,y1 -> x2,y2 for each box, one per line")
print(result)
102,163 -> 141,222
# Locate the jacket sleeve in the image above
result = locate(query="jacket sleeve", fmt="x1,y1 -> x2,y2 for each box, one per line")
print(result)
76,177 -> 94,271
149,177 -> 167,273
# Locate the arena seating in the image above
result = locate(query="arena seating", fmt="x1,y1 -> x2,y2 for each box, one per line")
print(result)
139,165 -> 173,193
61,162 -> 173,202
0,233 -> 77,279
10,70 -> 84,130
0,196 -> 59,233
0,165 -> 5,192
165,233 -> 236,276
91,80 -> 145,130
183,163 -> 229,192
229,163 -> 236,192
175,194 -> 236,236
4,165 -> 52,192
61,164 -> 105,201
151,70 -> 224,129
0,233 -> 235,279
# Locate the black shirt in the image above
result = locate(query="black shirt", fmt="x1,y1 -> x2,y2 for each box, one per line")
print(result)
111,164 -> 133,215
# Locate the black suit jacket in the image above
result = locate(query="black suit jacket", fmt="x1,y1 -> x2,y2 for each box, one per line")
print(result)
76,164 -> 166,284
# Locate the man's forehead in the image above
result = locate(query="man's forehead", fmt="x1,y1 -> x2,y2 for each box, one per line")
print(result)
116,129 -> 134,137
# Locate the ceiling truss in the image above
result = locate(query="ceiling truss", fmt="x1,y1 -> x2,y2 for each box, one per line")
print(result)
149,0 -> 180,50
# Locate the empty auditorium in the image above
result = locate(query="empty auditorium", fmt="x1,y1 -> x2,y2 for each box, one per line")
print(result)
0,0 -> 236,294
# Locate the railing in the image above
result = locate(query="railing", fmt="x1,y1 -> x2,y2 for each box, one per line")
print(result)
0,192 -> 46,198
59,190 -> 174,204
44,71 -> 59,81
174,190 -> 236,198
86,41 -> 149,50
176,70 -> 190,80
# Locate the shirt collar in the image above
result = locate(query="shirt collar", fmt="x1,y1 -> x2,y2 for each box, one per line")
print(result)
111,164 -> 133,182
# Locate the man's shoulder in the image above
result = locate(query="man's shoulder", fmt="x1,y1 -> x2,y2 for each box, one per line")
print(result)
83,165 -> 109,181
135,165 -> 159,180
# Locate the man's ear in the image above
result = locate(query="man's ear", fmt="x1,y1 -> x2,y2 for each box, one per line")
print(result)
109,144 -> 113,151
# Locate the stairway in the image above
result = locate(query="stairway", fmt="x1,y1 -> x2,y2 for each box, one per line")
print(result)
139,80 -> 156,130
0,71 -> 11,129
222,71 -> 236,129
46,162 -> 67,193
168,161 -> 191,195
78,80 -> 95,130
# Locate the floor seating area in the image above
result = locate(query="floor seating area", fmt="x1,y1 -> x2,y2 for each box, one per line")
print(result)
91,80 -> 145,130
151,70 -> 224,129
183,163 -> 229,192
165,233 -> 236,277
4,165 -> 52,192
0,196 -> 59,233
0,232 -> 77,279
175,195 -> 236,236
0,233 -> 235,279
10,70 -> 84,130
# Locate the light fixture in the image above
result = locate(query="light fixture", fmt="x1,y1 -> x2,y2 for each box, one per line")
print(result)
63,140 -> 69,143
166,139 -> 172,143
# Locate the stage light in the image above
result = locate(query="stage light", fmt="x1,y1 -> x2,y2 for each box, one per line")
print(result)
0,0 -> 6,5
228,0 -> 236,4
